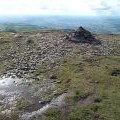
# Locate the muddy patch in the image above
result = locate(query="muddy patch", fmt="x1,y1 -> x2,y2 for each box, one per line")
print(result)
21,93 -> 68,120
78,94 -> 94,106
111,69 -> 120,76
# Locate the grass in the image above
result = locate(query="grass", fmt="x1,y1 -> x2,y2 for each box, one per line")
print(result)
38,54 -> 120,120
16,99 -> 31,111
0,112 -> 19,120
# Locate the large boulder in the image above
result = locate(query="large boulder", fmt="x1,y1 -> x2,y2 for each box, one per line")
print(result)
67,27 -> 99,44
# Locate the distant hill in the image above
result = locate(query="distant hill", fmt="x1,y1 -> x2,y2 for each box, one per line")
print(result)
0,23 -> 50,32
0,16 -> 120,33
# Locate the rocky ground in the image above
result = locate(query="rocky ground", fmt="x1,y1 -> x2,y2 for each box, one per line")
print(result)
0,29 -> 120,120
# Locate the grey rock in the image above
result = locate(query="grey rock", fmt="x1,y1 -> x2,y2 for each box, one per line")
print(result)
49,75 -> 57,79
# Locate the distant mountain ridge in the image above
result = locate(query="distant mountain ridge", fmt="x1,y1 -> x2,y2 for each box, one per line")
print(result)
0,16 -> 120,34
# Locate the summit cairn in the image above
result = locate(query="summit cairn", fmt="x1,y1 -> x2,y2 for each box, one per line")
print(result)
67,26 -> 98,44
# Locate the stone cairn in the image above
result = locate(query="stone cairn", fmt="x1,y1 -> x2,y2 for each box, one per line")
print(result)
66,26 -> 100,44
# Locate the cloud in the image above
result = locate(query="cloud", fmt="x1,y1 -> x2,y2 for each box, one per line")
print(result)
0,0 -> 120,16
0,0 -> 94,15
89,0 -> 120,15
92,6 -> 111,11
91,1 -> 112,11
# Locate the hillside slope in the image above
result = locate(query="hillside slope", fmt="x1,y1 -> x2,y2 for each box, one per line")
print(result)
0,30 -> 120,120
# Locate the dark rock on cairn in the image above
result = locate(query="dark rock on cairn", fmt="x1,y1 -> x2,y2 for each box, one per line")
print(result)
67,26 -> 101,44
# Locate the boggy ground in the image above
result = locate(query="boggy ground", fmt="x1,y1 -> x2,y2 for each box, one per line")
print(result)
0,30 -> 120,120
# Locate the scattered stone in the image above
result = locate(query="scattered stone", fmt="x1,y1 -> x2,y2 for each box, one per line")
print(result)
33,77 -> 40,81
89,80 -> 99,84
95,81 -> 99,84
11,75 -> 16,79
56,81 -> 61,84
0,37 -> 3,40
14,34 -> 22,38
26,39 -> 34,44
49,75 -> 57,79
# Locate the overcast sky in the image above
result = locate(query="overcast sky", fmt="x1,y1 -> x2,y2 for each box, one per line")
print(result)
0,0 -> 120,16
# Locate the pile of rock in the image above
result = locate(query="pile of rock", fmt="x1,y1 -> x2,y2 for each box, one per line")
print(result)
66,26 -> 99,44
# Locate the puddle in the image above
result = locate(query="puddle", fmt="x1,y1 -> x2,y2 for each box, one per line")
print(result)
0,75 -> 68,119
0,76 -> 32,97
0,76 -> 24,88
0,75 -> 34,114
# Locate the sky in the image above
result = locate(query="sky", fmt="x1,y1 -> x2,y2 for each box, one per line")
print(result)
0,0 -> 120,16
